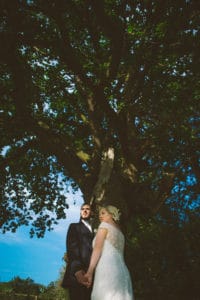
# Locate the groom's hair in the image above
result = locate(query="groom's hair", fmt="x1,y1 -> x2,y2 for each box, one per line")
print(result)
80,203 -> 92,210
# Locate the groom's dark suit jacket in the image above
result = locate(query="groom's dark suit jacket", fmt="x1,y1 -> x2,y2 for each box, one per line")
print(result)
62,221 -> 93,288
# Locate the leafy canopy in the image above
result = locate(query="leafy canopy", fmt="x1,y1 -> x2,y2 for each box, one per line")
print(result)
0,0 -> 199,236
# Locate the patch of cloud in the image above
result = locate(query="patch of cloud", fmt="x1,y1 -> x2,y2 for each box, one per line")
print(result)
0,228 -> 29,245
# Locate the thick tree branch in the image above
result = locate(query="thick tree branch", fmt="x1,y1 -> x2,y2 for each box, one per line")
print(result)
90,147 -> 115,205
89,0 -> 125,80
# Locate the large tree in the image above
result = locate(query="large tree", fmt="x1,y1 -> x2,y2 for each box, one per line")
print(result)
0,0 -> 199,236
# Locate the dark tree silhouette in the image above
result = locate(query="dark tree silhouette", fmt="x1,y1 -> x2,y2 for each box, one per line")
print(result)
0,0 -> 199,238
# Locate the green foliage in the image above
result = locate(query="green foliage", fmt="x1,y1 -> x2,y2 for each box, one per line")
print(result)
0,277 -> 44,299
125,209 -> 200,299
39,281 -> 70,300
10,276 -> 43,295
0,276 -> 70,300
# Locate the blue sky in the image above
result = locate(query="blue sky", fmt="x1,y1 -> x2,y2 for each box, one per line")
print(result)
0,192 -> 83,286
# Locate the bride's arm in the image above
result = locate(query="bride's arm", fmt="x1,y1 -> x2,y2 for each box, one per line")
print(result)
85,227 -> 107,286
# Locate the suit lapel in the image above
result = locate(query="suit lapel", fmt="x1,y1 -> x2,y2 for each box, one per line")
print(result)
80,221 -> 94,238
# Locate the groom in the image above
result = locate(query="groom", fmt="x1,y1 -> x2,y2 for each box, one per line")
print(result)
62,203 -> 93,300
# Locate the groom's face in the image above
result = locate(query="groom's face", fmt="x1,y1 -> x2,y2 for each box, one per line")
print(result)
80,204 -> 92,220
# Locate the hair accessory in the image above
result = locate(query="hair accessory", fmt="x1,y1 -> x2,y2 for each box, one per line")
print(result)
106,205 -> 121,221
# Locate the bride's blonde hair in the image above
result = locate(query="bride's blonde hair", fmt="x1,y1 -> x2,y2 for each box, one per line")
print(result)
103,205 -> 121,222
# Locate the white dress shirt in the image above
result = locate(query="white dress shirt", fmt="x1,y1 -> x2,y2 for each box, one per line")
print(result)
81,219 -> 92,232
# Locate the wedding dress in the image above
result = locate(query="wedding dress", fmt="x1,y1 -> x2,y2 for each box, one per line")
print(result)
91,222 -> 134,300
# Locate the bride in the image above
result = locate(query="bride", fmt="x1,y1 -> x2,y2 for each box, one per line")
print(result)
85,205 -> 134,300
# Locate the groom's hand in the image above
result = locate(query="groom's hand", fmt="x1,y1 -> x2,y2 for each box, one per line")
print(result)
75,270 -> 88,285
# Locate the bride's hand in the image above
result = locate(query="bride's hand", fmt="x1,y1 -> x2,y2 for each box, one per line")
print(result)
84,272 -> 93,288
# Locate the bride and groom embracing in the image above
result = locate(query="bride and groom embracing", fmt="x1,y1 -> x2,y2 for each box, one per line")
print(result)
62,203 -> 134,300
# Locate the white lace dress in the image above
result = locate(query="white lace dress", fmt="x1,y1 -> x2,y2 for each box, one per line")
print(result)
91,222 -> 134,300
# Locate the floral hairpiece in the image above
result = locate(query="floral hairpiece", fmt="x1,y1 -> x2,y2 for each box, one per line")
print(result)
107,205 -> 121,221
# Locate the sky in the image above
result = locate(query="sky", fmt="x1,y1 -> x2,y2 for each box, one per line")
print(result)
0,192 -> 83,286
